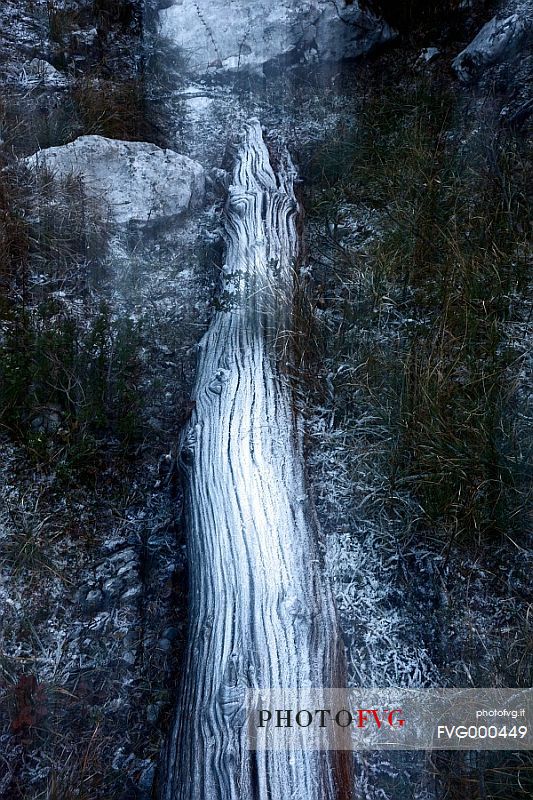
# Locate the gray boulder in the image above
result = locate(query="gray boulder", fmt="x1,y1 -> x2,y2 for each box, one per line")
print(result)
452,12 -> 531,82
20,59 -> 69,88
159,0 -> 394,74
24,136 -> 205,225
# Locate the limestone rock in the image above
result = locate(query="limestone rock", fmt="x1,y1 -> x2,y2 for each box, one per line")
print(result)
159,0 -> 394,74
452,12 -> 531,82
25,136 -> 205,225
20,58 -> 68,88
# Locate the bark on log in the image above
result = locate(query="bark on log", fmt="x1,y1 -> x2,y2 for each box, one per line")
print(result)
161,120 -> 348,800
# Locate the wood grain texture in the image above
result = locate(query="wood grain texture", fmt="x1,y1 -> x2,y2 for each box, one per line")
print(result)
161,120 -> 347,800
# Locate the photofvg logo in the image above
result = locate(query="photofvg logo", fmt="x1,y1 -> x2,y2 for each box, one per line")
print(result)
257,707 -> 405,730
246,689 -> 532,751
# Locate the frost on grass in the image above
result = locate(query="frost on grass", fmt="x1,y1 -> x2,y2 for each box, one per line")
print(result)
307,377 -> 441,689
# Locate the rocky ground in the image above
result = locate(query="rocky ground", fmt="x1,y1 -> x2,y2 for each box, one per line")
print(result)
0,1 -> 531,799
302,0 -> 532,690
0,2 -> 218,797
299,4 -> 532,796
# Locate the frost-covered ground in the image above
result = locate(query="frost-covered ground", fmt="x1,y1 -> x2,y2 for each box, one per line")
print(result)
0,3 -> 217,797
299,34 -> 531,794
1,1 -> 531,799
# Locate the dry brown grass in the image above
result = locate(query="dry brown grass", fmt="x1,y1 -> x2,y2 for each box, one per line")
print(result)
302,77 -> 531,543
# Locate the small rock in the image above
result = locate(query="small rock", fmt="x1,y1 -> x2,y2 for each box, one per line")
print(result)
103,577 -> 123,597
95,562 -> 112,580
117,561 -> 137,579
20,59 -> 68,88
121,586 -> 142,605
30,407 -> 62,434
122,650 -> 136,666
110,548 -> 137,565
85,589 -> 104,612
139,763 -> 156,793
162,626 -> 179,643
418,47 -> 440,63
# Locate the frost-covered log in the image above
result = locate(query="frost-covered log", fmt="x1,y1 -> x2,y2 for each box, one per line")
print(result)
161,120 -> 348,800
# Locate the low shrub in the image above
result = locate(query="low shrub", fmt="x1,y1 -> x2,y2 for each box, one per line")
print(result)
0,302 -> 142,477
71,75 -> 161,143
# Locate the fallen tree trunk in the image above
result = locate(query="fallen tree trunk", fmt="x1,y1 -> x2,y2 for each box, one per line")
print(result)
161,120 -> 348,800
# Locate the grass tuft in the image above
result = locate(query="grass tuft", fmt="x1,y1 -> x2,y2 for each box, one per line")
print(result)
302,76 -> 531,543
